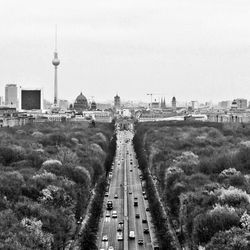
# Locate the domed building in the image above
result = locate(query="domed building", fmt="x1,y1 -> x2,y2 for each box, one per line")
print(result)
74,92 -> 89,112
90,101 -> 97,111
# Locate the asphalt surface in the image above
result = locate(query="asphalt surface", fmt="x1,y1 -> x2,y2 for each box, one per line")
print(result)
97,129 -> 154,250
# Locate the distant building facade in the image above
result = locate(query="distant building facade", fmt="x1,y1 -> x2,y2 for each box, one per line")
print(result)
74,92 -> 88,112
235,98 -> 247,109
5,84 -> 18,108
218,100 -> 231,109
59,99 -> 69,110
0,96 -> 4,105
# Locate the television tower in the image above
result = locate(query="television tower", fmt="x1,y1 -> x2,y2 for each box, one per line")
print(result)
52,26 -> 60,106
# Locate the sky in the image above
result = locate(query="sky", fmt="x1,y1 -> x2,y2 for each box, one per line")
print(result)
0,0 -> 250,104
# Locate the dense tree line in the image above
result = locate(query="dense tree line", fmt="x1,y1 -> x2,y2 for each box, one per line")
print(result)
0,122 -> 114,249
134,121 -> 250,249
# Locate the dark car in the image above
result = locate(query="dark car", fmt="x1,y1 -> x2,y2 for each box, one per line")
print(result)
114,194 -> 118,199
146,207 -> 150,212
138,239 -> 144,245
142,219 -> 147,223
143,228 -> 149,234
144,196 -> 148,200
135,214 -> 140,218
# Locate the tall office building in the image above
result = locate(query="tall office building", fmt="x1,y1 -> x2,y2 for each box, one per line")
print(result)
5,84 -> 18,108
20,88 -> 43,110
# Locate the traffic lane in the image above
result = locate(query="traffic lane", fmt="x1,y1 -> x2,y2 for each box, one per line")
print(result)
131,149 -> 152,249
127,152 -> 137,250
100,140 -> 123,249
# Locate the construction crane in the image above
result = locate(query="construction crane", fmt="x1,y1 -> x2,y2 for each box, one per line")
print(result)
146,93 -> 166,110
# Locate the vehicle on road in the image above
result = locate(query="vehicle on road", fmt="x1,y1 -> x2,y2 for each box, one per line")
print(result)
105,192 -> 109,197
106,212 -> 110,217
106,201 -> 113,210
112,210 -> 117,218
144,195 -> 148,200
117,232 -> 123,241
129,231 -> 135,239
129,191 -> 132,194
142,218 -> 147,223
102,235 -> 108,241
130,169 -> 133,172
108,247 -> 114,250
117,223 -> 123,231
114,194 -> 118,199
138,239 -> 144,245
143,228 -> 149,234
135,213 -> 140,218
134,201 -> 138,206
142,191 -> 146,195
146,207 -> 150,211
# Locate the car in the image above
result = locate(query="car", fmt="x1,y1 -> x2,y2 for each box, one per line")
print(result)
134,197 -> 138,200
135,214 -> 140,218
102,235 -> 108,241
114,194 -> 118,199
112,211 -> 118,218
146,207 -> 150,212
119,220 -> 124,225
106,212 -> 110,217
142,191 -> 146,195
142,218 -> 147,223
117,223 -> 123,231
144,195 -> 148,200
138,239 -> 144,245
130,169 -> 133,172
129,230 -> 135,239
143,228 -> 149,234
129,191 -> 132,194
108,247 -> 114,250
117,232 -> 123,241
105,192 -> 109,197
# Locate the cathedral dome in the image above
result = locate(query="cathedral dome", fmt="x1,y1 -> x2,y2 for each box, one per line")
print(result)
75,92 -> 87,103
74,92 -> 88,111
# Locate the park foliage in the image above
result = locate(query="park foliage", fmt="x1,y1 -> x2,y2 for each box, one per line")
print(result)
0,121 -> 114,249
134,121 -> 250,249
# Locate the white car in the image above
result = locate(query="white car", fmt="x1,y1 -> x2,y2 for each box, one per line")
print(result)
106,212 -> 110,217
112,210 -> 117,218
102,235 -> 108,241
117,232 -> 123,241
129,230 -> 135,239
108,247 -> 114,250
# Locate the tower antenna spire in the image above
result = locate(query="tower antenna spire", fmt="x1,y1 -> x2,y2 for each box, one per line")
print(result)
55,24 -> 57,52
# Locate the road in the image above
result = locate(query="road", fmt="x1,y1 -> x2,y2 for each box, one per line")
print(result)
97,128 -> 154,250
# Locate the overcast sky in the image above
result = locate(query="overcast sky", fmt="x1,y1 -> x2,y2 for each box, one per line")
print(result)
0,0 -> 250,104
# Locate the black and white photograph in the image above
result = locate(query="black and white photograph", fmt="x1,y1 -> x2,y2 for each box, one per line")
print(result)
1,1 -> 250,249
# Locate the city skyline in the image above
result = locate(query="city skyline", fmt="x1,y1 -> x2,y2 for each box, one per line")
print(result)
1,1 -> 250,103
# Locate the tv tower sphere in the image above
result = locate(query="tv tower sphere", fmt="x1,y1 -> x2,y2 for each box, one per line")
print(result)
52,52 -> 60,66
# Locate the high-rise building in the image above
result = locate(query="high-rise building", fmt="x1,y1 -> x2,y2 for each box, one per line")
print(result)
5,84 -> 18,108
20,88 -> 43,110
114,94 -> 121,109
